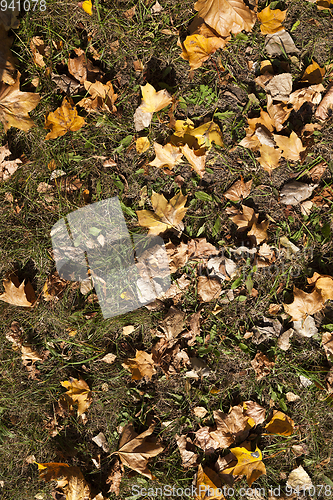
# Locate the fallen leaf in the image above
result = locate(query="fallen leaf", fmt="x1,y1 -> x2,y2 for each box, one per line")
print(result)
250,317 -> 282,344
284,286 -> 324,321
248,220 -> 269,244
257,5 -> 286,34
280,181 -> 317,205
0,26 -> 17,85
264,410 -> 295,436
190,120 -> 224,149
230,205 -> 256,230
273,132 -> 306,162
194,0 -> 256,38
178,34 -> 227,70
243,401 -> 266,424
193,406 -> 208,418
0,275 -> 35,307
136,191 -> 188,235
30,36 -> 50,68
210,404 -> 254,449
136,137 -> 150,153
307,161 -> 327,181
37,462 -> 93,499
195,464 -> 226,499
60,377 -> 92,417
315,82 -> 333,121
149,142 -> 183,169
151,0 -> 163,13
286,392 -> 300,402
195,427 -> 221,454
175,434 -> 199,468
123,5 -> 136,18
289,84 -> 324,111
257,144 -> 282,173
134,106 -> 153,131
0,144 -> 22,181
322,332 -> 333,361
92,432 -> 110,453
265,73 -> 293,101
51,72 -> 81,94
79,0 -> 93,15
265,30 -> 300,57
122,350 -> 156,380
181,144 -> 206,177
185,356 -> 211,379
42,271 -> 71,302
286,465 -> 312,490
116,423 -> 164,479
68,48 -> 101,84
251,352 -> 274,380
308,272 -> 333,302
197,276 -> 222,302
293,315 -> 318,338
0,72 -> 40,132
277,329 -> 294,351
222,442 -> 266,487
224,177 -> 252,201
106,459 -> 123,495
78,81 -> 117,113
301,60 -> 325,84
267,95 -> 292,131
45,97 -> 85,140
100,353 -> 117,364
140,82 -> 172,113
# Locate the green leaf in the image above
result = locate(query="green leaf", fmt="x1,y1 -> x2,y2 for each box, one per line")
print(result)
231,277 -> 242,289
195,191 -> 213,202
89,226 -> 101,236
120,202 -> 137,217
196,224 -> 206,237
212,216 -> 221,238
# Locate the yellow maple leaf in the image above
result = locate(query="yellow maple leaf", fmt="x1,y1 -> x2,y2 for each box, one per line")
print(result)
78,80 -> 117,113
136,191 -> 188,235
257,144 -> 282,173
178,34 -> 227,70
136,136 -> 150,154
149,142 -> 183,169
140,82 -> 173,113
194,0 -> 256,38
257,5 -> 287,34
222,443 -> 266,487
0,72 -> 40,132
195,464 -> 226,499
60,377 -> 92,417
264,410 -> 295,436
301,60 -> 325,84
37,462 -> 92,498
273,131 -> 306,162
45,97 -> 85,140
283,286 -> 324,321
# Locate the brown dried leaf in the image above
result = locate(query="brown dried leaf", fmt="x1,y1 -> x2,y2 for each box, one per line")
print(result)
0,144 -> 22,181
30,36 -> 50,68
78,81 -> 117,113
197,276 -> 222,302
248,220 -> 269,244
116,423 -> 164,479
315,82 -> 333,121
175,435 -> 199,468
251,352 -> 274,380
181,144 -> 206,177
257,144 -> 282,173
0,26 -> 17,85
68,48 -> 102,84
210,405 -> 254,449
106,459 -> 123,495
224,177 -> 252,201
0,275 -> 35,307
283,286 -> 324,320
122,350 -> 156,380
289,84 -> 324,111
307,272 -> 333,301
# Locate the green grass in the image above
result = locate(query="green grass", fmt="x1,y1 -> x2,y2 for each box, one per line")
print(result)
1,0 -> 333,498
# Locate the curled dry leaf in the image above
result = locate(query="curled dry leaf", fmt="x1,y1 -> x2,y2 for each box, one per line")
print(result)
315,82 -> 333,121
265,30 -> 300,57
78,81 -> 117,113
45,97 -> 85,140
307,272 -> 333,301
264,410 -> 295,436
265,73 -> 293,102
224,177 -> 252,201
175,434 -> 199,468
257,5 -> 286,34
30,36 -> 50,68
0,72 -> 40,132
251,352 -> 274,380
60,377 -> 92,417
149,142 -> 183,169
293,315 -> 317,338
286,465 -> 312,490
280,181 -> 317,205
136,191 -> 188,235
115,423 -> 164,479
194,0 -> 256,38
0,275 -> 35,307
221,442 -> 266,487
289,84 -> 324,111
242,401 -> 266,424
0,27 -> 17,85
106,459 -> 124,495
68,47 -> 102,84
210,404 -> 255,449
0,144 -> 22,181
122,350 -> 156,380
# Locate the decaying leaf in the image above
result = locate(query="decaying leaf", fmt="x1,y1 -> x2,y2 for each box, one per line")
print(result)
175,434 -> 199,468
149,142 -> 183,169
181,144 -> 207,178
0,27 -> 17,85
283,286 -> 324,321
257,5 -> 286,34
280,181 -> 317,205
288,84 -> 324,112
136,191 -> 188,235
115,423 -> 164,479
0,72 -> 40,132
224,177 -> 252,201
122,350 -> 156,380
42,271 -> 71,302
197,276 -> 222,302
60,377 -> 92,417
222,442 -> 266,487
78,81 -> 118,113
265,30 -> 300,57
286,465 -> 312,490
264,410 -> 295,436
293,316 -> 317,338
0,144 -> 22,181
0,275 -> 35,307
194,0 -> 256,38
251,352 -> 274,380
45,97 -> 85,140
68,48 -> 101,84
308,272 -> 333,302
315,82 -> 333,121
106,459 -> 124,495
30,36 -> 50,68
210,404 -> 255,449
